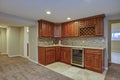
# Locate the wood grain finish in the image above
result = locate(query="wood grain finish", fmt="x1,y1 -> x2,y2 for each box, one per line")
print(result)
38,46 -> 71,65
38,14 -> 105,38
79,15 -> 105,37
61,21 -> 79,37
84,48 -> 104,73
38,47 -> 46,65
55,46 -> 61,61
46,47 -> 55,64
60,47 -> 71,64
38,47 -> 55,65
38,20 -> 54,38
54,24 -> 61,37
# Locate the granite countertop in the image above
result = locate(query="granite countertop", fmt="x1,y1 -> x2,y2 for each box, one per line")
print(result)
38,44 -> 105,49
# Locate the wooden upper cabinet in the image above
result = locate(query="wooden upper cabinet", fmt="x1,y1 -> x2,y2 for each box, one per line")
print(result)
38,14 -> 105,38
61,23 -> 68,37
61,21 -> 79,37
79,14 -> 105,37
49,23 -> 54,37
54,24 -> 61,37
95,17 -> 104,36
38,20 -> 54,38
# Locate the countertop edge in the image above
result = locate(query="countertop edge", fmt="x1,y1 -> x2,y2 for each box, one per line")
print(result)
38,45 -> 105,49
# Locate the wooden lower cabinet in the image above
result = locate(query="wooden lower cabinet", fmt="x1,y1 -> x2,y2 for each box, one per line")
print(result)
84,48 -> 104,73
61,47 -> 71,64
38,47 -> 55,65
55,46 -> 61,61
38,46 -> 71,65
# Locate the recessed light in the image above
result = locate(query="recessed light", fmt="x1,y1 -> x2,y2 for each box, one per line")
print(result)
67,17 -> 71,20
46,11 -> 51,14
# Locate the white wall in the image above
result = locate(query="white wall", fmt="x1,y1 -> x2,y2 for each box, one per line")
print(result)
1,28 -> 7,54
29,25 -> 38,63
19,27 -> 24,56
0,30 -> 2,52
104,16 -> 109,69
0,12 -> 36,26
7,27 -> 21,56
111,41 -> 120,52
0,28 -> 7,54
23,27 -> 28,57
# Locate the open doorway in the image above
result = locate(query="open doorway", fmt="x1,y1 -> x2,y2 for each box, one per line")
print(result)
0,25 -> 29,58
111,23 -> 120,64
26,27 -> 29,57
23,26 -> 29,57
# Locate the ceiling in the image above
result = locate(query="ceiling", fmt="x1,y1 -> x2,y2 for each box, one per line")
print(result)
0,0 -> 120,23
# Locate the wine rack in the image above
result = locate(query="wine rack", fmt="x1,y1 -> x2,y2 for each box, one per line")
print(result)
79,26 -> 95,37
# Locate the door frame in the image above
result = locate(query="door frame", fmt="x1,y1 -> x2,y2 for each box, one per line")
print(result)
108,20 -> 120,64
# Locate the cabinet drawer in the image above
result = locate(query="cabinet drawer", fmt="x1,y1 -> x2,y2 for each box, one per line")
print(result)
46,47 -> 55,51
61,47 -> 71,51
85,48 -> 103,53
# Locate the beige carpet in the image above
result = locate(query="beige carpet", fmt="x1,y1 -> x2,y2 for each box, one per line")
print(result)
0,54 -> 73,80
105,63 -> 120,80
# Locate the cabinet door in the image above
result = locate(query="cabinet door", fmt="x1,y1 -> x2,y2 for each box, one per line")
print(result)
84,53 -> 92,69
85,48 -> 103,73
38,20 -> 54,37
54,24 -> 61,37
61,23 -> 65,37
61,23 -> 69,37
38,20 -> 42,38
61,22 -> 79,37
46,48 -> 55,64
61,47 -> 71,64
55,47 -> 61,61
65,49 -> 71,64
92,54 -> 102,72
49,23 -> 54,37
60,50 -> 65,62
41,21 -> 49,37
38,47 -> 46,65
95,17 -> 104,36
72,21 -> 79,37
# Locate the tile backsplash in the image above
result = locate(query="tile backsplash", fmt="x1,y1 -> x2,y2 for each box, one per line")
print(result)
38,37 -> 106,48
38,38 -> 54,45
61,37 -> 106,48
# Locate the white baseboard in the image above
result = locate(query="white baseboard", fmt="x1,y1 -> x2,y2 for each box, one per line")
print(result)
8,54 -> 38,64
104,67 -> 108,70
1,53 -> 8,55
27,57 -> 38,64
8,54 -> 23,57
